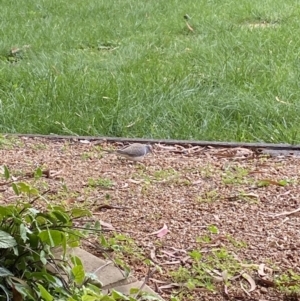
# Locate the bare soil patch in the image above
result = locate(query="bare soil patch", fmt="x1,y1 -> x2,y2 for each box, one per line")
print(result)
1,136 -> 299,301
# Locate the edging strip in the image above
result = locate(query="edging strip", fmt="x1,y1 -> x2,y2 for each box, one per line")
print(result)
8,134 -> 300,151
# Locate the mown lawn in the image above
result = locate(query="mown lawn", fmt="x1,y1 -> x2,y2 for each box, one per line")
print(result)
1,0 -> 300,143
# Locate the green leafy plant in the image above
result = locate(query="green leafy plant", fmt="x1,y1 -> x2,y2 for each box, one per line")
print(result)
222,166 -> 250,185
0,166 -> 163,301
87,177 -> 114,189
0,188 -> 98,299
0,166 -> 140,301
170,247 -> 244,294
275,270 -> 300,294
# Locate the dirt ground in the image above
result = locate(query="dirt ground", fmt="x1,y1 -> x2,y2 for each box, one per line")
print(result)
0,136 -> 299,301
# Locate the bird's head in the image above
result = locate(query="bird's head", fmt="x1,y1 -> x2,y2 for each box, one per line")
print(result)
146,144 -> 153,154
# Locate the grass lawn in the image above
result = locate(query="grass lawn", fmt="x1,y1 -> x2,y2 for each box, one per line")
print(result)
1,0 -> 300,143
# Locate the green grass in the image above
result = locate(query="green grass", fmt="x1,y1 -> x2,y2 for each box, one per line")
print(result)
1,0 -> 300,142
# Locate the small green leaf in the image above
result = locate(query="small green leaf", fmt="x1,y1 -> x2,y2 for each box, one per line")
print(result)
19,224 -> 28,243
29,187 -> 39,195
0,206 -> 14,218
68,240 -> 80,247
82,296 -> 100,301
28,233 -> 39,249
12,183 -> 20,195
189,250 -> 202,261
85,273 -> 103,288
37,283 -> 54,301
72,265 -> 85,285
71,208 -> 92,218
51,210 -> 69,224
278,179 -> 288,186
17,182 -> 39,195
40,250 -> 47,265
12,246 -> 19,256
28,208 -> 40,216
70,255 -> 83,266
123,265 -> 131,278
0,230 -> 17,248
208,224 -> 219,234
94,220 -> 101,230
34,167 -> 43,179
99,234 -> 108,247
17,182 -> 30,193
111,290 -> 130,300
38,230 -> 64,247
86,283 -> 102,294
99,296 -> 115,301
257,180 -> 270,187
62,183 -> 68,192
129,288 -> 139,294
51,205 -> 66,211
3,166 -> 10,180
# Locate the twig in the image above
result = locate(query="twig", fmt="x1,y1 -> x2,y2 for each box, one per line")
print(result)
82,261 -> 113,286
93,204 -> 130,212
268,207 -> 300,218
134,266 -> 157,300
79,237 -> 128,278
0,179 -> 15,186
93,261 -> 113,274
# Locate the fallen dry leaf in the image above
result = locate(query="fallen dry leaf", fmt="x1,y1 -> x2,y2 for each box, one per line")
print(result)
242,273 -> 256,293
148,224 -> 169,238
160,260 -> 181,265
258,264 -> 267,276
159,283 -> 181,290
185,22 -> 194,32
99,220 -> 115,231
79,140 -> 91,144
204,269 -> 223,282
149,247 -> 158,263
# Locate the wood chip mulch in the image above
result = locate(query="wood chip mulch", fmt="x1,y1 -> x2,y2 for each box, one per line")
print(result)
0,136 -> 300,301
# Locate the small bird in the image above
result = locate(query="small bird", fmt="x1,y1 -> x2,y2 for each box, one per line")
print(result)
106,143 -> 153,161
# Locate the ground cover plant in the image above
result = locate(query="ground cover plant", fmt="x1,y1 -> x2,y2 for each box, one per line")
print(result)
0,177 -> 102,300
1,0 -> 300,143
0,164 -> 151,300
1,136 -> 299,300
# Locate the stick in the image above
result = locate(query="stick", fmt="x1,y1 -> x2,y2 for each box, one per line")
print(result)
268,207 -> 300,217
134,267 -> 157,300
